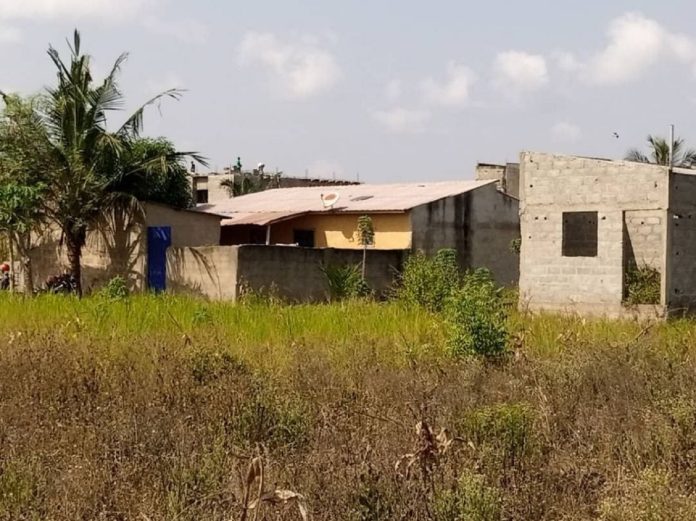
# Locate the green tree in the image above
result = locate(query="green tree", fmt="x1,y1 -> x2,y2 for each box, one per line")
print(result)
357,215 -> 374,280
0,94 -> 53,292
626,135 -> 696,167
111,137 -> 194,208
38,30 -> 201,295
220,172 -> 281,197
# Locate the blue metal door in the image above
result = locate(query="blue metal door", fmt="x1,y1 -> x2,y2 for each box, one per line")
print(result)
147,226 -> 171,292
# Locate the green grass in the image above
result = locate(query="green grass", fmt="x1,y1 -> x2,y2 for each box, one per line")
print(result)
0,294 -> 446,372
3,294 -> 696,519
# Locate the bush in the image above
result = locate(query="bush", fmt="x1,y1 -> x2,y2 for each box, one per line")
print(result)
97,276 -> 129,300
321,263 -> 371,301
398,249 -> 460,312
433,471 -> 502,521
458,403 -> 535,466
599,469 -> 696,520
353,465 -> 393,521
624,263 -> 661,306
445,269 -> 508,359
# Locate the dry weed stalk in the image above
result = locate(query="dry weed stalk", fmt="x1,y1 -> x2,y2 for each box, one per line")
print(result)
395,420 -> 456,480
239,455 -> 309,521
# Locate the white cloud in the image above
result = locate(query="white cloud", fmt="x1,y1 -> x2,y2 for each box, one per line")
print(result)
588,12 -> 696,84
551,122 -> 582,143
373,107 -> 430,134
494,50 -> 549,92
553,51 -> 583,73
421,62 -> 476,108
238,31 -> 342,99
0,1 -> 207,45
0,0 -> 151,20
384,79 -> 402,102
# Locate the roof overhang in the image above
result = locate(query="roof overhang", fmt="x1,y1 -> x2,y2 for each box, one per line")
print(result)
220,211 -> 308,227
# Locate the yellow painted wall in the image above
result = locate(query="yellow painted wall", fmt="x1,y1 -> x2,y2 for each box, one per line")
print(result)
270,213 -> 412,249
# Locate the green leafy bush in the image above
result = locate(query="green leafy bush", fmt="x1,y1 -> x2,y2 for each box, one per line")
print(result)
398,249 -> 460,312
458,403 -> 535,466
433,471 -> 502,521
445,269 -> 508,359
624,263 -> 660,305
97,276 -> 129,300
322,263 -> 370,301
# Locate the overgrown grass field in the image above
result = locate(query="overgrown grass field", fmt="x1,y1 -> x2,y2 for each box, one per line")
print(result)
2,294 -> 696,519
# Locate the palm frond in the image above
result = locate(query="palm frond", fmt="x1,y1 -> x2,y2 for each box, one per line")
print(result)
625,149 -> 650,163
117,89 -> 183,139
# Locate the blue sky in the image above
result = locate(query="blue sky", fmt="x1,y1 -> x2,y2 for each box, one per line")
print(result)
2,0 -> 696,182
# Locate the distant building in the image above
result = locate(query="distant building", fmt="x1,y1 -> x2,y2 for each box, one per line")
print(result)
476,162 -> 520,199
195,180 -> 520,285
189,169 -> 358,205
519,151 -> 696,318
20,202 -> 222,293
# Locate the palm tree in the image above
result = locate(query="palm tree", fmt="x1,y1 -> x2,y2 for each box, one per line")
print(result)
220,172 -> 281,197
39,31 -> 202,295
626,135 -> 696,167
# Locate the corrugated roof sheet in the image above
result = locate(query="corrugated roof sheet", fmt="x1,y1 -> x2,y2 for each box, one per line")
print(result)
219,211 -> 307,226
196,180 -> 495,222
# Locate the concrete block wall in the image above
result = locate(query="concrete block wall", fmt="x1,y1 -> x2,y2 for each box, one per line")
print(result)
167,245 -> 406,302
667,173 -> 696,310
519,152 -> 669,316
623,210 -> 665,270
410,183 -> 520,286
468,183 -> 520,286
167,246 -> 239,300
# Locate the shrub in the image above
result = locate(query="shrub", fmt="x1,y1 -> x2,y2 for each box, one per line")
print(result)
321,263 -> 370,301
599,468 -> 696,520
353,465 -> 393,521
398,249 -> 460,312
0,460 -> 39,517
624,263 -> 661,305
433,471 -> 502,521
233,388 -> 310,450
458,403 -> 535,467
98,275 -> 129,300
445,269 -> 508,359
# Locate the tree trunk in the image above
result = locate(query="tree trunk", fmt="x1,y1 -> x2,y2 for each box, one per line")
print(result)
65,230 -> 85,297
8,233 -> 14,293
362,246 -> 367,280
17,233 -> 33,294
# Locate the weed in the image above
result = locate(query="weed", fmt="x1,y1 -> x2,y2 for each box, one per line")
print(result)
353,465 -> 393,521
97,275 -> 129,301
599,468 -> 696,520
433,471 -> 502,521
459,403 -> 535,467
321,263 -> 371,301
624,263 -> 661,305
445,269 -> 509,359
398,249 -> 459,312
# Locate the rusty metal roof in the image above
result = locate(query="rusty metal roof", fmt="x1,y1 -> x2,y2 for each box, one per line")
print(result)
196,180 -> 495,223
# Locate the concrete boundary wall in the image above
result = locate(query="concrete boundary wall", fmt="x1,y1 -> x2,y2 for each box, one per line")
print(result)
167,245 -> 406,301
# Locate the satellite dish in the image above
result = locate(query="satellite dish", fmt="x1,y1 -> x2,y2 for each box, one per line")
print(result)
321,191 -> 340,209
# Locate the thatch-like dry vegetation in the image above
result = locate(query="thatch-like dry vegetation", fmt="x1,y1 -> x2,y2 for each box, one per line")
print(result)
1,294 -> 696,519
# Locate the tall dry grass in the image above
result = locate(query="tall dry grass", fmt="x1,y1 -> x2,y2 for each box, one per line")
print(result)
1,294 -> 696,519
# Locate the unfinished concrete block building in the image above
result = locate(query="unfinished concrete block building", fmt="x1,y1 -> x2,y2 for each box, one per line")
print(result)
519,152 -> 696,317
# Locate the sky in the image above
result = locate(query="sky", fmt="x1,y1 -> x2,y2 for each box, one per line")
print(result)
2,0 -> 696,182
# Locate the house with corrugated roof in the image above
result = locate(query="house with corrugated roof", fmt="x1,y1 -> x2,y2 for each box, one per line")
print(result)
195,180 -> 520,285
